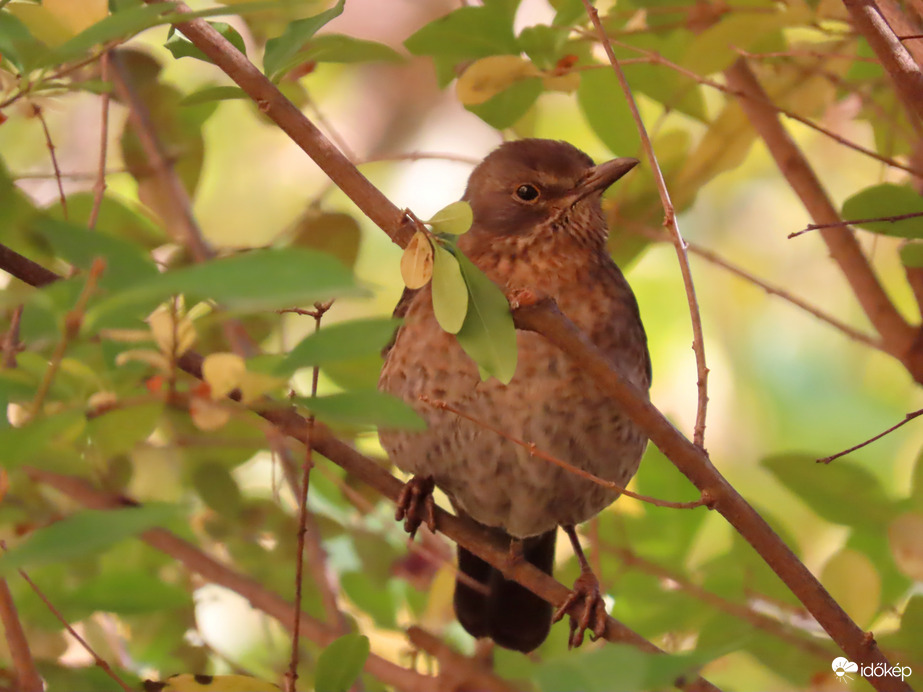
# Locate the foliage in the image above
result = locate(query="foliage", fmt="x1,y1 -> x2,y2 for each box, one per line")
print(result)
0,0 -> 921,690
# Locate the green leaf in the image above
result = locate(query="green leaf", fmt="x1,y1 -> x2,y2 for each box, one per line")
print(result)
467,77 -> 542,130
431,243 -> 467,334
577,68 -> 641,157
295,391 -> 425,430
841,183 -> 923,239
87,248 -> 360,328
180,85 -> 250,106
47,193 -> 166,249
0,504 -> 182,575
428,201 -> 473,235
30,216 -> 159,292
43,3 -> 179,66
762,454 -> 898,528
192,462 -> 242,516
165,22 -> 246,63
278,318 -> 401,374
288,211 -> 361,269
517,24 -> 566,69
294,33 -> 402,64
535,645 -> 702,691
404,5 -> 519,87
900,241 -> 923,268
262,0 -> 345,80
67,569 -> 189,614
0,11 -> 46,72
454,252 -> 517,383
87,402 -> 162,458
0,411 -> 86,470
315,634 -> 370,692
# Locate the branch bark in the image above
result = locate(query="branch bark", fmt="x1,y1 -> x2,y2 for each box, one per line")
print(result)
724,59 -> 919,380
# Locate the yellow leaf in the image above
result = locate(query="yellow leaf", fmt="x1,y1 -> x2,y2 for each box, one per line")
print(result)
7,4 -> 71,46
202,353 -> 246,400
400,231 -> 434,289
456,55 -> 540,106
189,398 -> 231,431
420,564 -> 456,631
889,512 -> 923,581
237,372 -> 286,405
114,349 -> 171,372
45,0 -> 108,35
148,306 -> 197,358
820,548 -> 880,628
542,71 -> 580,93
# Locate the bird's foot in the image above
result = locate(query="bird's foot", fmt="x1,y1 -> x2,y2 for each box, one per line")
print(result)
552,570 -> 608,648
395,475 -> 436,539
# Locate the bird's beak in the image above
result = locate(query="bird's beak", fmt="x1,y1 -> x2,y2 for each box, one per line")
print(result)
570,157 -> 639,203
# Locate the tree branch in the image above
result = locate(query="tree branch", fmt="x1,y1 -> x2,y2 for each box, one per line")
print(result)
723,59 -> 919,379
508,292 -> 908,692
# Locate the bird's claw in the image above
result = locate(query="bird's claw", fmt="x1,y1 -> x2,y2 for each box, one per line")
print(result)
551,570 -> 607,648
395,475 -> 436,538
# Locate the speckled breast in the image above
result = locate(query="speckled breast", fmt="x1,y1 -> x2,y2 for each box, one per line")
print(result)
378,245 -> 650,538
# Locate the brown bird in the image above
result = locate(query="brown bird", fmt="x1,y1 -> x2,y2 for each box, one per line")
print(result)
379,139 -> 651,653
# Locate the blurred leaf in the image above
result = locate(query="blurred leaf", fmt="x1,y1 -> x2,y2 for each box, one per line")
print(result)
295,33 -> 402,63
535,645 -> 702,691
404,5 -> 519,87
518,24 -> 565,69
0,504 -> 182,574
88,248 -> 360,327
762,454 -> 897,528
341,571 -> 398,628
180,85 -> 250,106
682,11 -> 796,75
45,0 -> 108,35
0,411 -> 86,470
67,569 -> 189,614
165,22 -> 246,63
467,76 -> 542,130
278,317 -> 401,373
295,390 -> 425,430
262,0 -> 344,80
315,634 -> 369,692
432,243 -> 467,334
821,548 -> 880,628
888,512 -> 923,581
841,184 -> 923,239
454,251 -> 517,383
900,241 -> 923,268
289,211 -> 361,269
577,68 -> 640,157
47,193 -> 166,249
192,462 -> 243,516
401,231 -> 434,289
44,3 -> 178,66
428,201 -> 473,235
675,102 -> 754,193
158,674 -> 280,692
457,55 -> 539,106
0,11 -> 47,72
87,402 -> 162,458
29,216 -> 159,292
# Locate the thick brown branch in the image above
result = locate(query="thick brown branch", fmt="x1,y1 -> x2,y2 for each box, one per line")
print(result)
724,59 -> 919,379
509,295 -> 909,692
842,0 -> 923,123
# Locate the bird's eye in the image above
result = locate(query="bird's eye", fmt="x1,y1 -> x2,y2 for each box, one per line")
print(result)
514,184 -> 540,202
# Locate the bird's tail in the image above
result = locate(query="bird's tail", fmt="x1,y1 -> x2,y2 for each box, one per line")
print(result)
453,523 -> 557,653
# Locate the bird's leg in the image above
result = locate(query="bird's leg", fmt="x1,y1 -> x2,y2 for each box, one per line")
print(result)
395,475 -> 436,539
552,525 -> 608,648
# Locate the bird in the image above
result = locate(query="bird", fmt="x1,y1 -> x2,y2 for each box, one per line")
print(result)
378,138 -> 651,653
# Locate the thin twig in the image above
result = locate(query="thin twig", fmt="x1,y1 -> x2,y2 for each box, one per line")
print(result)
0,542 -> 133,692
586,33 -> 923,179
33,105 -> 67,220
29,258 -> 105,417
419,395 -> 705,510
581,0 -> 710,447
287,300 -> 333,692
88,52 -> 112,230
0,578 -> 43,692
818,408 -> 923,463
789,211 -> 923,237
2,305 -> 24,368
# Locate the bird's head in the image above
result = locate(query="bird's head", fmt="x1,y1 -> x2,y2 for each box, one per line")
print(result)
461,139 -> 638,244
